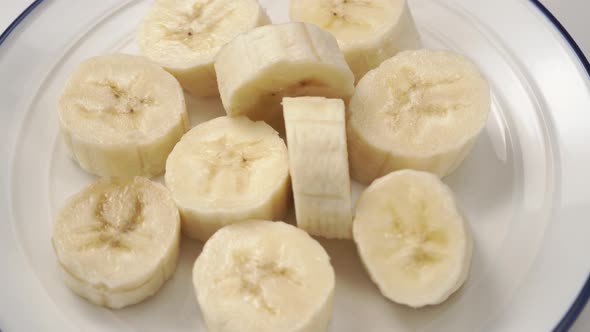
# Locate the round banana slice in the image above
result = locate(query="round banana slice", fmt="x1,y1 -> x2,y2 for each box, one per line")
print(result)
353,170 -> 472,308
58,54 -> 189,178
347,49 -> 491,184
52,177 -> 181,309
193,220 -> 335,332
283,97 -> 353,239
215,22 -> 355,131
137,0 -> 270,97
290,0 -> 421,81
165,116 -> 290,241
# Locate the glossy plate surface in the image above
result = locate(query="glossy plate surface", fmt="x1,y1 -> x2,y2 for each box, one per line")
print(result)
1,0 -> 589,331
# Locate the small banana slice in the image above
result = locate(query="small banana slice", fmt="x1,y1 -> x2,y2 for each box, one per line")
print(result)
290,0 -> 421,81
215,22 -> 355,131
353,170 -> 472,308
283,97 -> 352,239
193,220 -> 335,332
137,0 -> 269,97
58,54 -> 190,178
347,49 -> 491,184
165,116 -> 290,241
52,177 -> 181,309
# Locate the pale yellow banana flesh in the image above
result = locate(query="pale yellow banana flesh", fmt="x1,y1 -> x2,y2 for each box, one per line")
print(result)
283,97 -> 353,239
193,220 -> 335,332
353,170 -> 473,308
52,177 -> 181,309
165,116 -> 290,241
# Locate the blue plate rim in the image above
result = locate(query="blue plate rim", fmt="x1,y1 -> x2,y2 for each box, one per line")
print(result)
0,0 -> 589,331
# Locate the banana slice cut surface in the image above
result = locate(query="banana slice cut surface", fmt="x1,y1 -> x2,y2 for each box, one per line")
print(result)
52,177 -> 181,309
137,0 -> 270,97
353,170 -> 473,308
193,220 -> 335,332
215,22 -> 355,131
347,49 -> 491,184
165,116 -> 290,241
283,97 -> 353,239
290,0 -> 421,80
58,54 -> 189,178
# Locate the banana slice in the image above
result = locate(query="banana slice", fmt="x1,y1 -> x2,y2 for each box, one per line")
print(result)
193,220 -> 335,332
137,0 -> 270,97
290,0 -> 421,81
165,116 -> 290,241
283,97 -> 352,239
353,170 -> 472,308
52,177 -> 181,309
58,54 -> 190,178
215,22 -> 355,131
347,49 -> 491,184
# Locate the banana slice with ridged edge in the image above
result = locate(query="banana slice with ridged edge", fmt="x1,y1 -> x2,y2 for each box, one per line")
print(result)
353,170 -> 473,308
347,49 -> 491,184
193,220 -> 335,332
58,54 -> 189,178
290,0 -> 421,81
137,0 -> 270,97
52,177 -> 181,309
283,97 -> 353,239
215,22 -> 355,131
165,116 -> 290,241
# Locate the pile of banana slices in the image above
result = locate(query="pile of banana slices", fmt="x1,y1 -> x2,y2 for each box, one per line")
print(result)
52,0 -> 491,331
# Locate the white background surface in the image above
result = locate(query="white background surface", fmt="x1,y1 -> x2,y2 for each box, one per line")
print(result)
0,0 -> 589,331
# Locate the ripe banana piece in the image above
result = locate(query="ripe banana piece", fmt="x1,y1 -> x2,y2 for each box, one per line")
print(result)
347,49 -> 491,184
58,54 -> 190,178
193,220 -> 335,332
289,0 -> 421,81
52,177 -> 181,309
353,170 -> 473,308
215,22 -> 355,131
283,97 -> 352,239
165,116 -> 290,241
137,0 -> 270,97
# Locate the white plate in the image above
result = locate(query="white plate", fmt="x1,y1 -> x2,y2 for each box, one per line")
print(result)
1,0 -> 590,331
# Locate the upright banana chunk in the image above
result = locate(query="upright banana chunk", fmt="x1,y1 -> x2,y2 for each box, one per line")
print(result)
137,0 -> 269,97
290,0 -> 421,81
353,170 -> 473,308
193,220 -> 335,332
165,116 -> 290,241
58,54 -> 189,178
215,22 -> 355,131
52,177 -> 181,309
283,97 -> 353,239
347,49 -> 491,184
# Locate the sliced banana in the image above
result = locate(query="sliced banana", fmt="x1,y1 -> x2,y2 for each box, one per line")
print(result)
290,0 -> 421,81
215,22 -> 355,131
353,170 -> 472,308
347,49 -> 491,184
52,177 -> 181,309
193,220 -> 335,332
165,116 -> 290,241
58,54 -> 189,178
283,97 -> 352,239
137,0 -> 270,97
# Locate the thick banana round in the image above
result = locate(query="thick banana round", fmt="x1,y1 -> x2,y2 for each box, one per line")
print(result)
215,22 -> 355,131
52,177 -> 181,309
165,116 -> 290,241
347,49 -> 491,184
58,54 -> 189,178
290,0 -> 421,81
137,0 -> 269,97
193,220 -> 335,332
283,97 -> 353,239
353,170 -> 473,308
